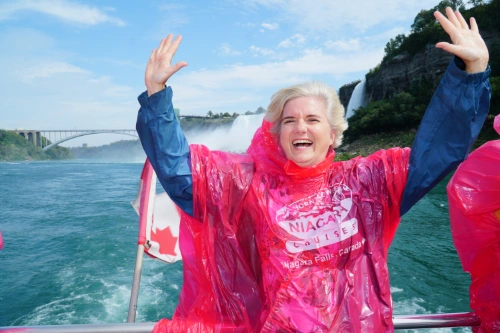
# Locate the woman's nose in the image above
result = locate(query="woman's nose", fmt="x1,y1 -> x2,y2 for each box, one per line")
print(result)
295,119 -> 307,132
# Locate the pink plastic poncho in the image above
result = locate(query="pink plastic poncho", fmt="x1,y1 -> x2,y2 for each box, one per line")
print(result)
154,121 -> 410,332
447,115 -> 500,333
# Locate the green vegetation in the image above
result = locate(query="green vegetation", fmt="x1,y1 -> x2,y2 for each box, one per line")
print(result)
337,113 -> 498,162
489,41 -> 500,77
335,130 -> 418,161
382,0 -> 500,62
367,64 -> 381,76
345,0 -> 499,152
205,110 -> 236,119
490,76 -> 500,114
384,0 -> 471,62
0,130 -> 74,161
345,76 -> 437,142
345,92 -> 425,141
180,106 -> 266,132
180,117 -> 234,132
380,0 -> 499,66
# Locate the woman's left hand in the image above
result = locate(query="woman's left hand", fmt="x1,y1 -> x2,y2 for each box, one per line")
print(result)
145,34 -> 188,97
434,7 -> 489,73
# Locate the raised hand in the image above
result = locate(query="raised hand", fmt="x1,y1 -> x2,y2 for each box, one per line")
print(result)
145,34 -> 188,96
434,7 -> 489,73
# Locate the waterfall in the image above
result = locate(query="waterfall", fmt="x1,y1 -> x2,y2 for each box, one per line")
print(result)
185,114 -> 265,153
345,79 -> 367,119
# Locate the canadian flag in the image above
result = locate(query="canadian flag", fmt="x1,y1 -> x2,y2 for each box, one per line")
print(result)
131,159 -> 182,263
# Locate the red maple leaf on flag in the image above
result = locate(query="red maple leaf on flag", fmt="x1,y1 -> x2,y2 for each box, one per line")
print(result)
150,226 -> 178,256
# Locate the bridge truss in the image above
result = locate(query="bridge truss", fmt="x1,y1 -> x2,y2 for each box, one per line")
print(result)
12,129 -> 138,151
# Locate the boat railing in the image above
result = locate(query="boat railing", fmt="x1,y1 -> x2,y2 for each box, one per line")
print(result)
0,311 -> 480,332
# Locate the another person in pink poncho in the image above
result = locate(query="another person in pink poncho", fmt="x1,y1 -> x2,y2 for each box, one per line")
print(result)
447,114 -> 500,333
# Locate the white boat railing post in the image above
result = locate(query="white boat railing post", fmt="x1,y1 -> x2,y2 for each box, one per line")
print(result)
127,244 -> 145,323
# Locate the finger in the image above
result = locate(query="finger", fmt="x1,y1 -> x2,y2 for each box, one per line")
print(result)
445,7 -> 461,28
171,61 -> 188,74
165,61 -> 188,82
157,37 -> 166,54
149,49 -> 156,62
158,34 -> 173,54
171,35 -> 183,51
147,49 -> 158,68
166,35 -> 183,61
436,42 -> 462,57
454,11 -> 468,29
145,49 -> 157,84
156,38 -> 165,55
470,17 -> 479,33
434,11 -> 455,36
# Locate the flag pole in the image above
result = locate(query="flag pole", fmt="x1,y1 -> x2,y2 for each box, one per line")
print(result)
128,159 -> 155,323
128,244 -> 145,322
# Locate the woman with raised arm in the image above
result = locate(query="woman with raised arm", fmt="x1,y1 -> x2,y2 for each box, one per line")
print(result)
137,8 -> 490,333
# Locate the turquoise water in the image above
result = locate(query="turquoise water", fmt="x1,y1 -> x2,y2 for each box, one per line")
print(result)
0,161 -> 472,332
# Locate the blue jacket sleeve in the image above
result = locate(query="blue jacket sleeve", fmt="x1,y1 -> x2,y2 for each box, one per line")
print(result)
400,57 -> 491,216
136,87 -> 194,216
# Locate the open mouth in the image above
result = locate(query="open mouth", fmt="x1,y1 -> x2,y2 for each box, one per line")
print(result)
293,139 -> 313,148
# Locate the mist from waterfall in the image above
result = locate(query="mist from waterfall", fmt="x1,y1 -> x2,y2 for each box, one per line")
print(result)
184,114 -> 265,153
345,79 -> 367,119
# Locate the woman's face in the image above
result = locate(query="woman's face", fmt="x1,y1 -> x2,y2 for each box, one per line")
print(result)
279,96 -> 334,168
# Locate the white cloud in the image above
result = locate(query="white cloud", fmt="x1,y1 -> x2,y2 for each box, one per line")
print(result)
0,0 -> 125,26
19,61 -> 88,82
0,29 -> 137,133
261,22 -> 279,30
244,0 -> 284,6
217,43 -> 242,56
278,34 -> 305,48
249,45 -> 276,57
236,21 -> 257,28
170,47 -> 384,115
324,38 -> 360,51
157,3 -> 190,29
243,0 -> 442,32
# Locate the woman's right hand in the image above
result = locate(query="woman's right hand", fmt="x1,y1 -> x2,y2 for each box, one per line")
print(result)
434,7 -> 489,74
145,34 -> 188,97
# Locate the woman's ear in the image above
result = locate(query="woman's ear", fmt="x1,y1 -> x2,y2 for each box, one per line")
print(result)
329,130 -> 336,147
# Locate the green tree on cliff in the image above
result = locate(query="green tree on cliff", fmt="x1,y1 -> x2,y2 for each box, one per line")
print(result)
468,0 -> 484,5
384,34 -> 406,59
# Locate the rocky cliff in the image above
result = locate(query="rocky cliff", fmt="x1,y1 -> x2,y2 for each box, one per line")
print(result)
365,45 -> 453,103
339,80 -> 360,108
340,32 -> 498,106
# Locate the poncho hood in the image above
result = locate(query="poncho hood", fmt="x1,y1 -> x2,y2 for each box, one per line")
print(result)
247,120 -> 336,178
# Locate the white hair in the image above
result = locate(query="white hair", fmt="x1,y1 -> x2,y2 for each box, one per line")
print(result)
265,81 -> 348,148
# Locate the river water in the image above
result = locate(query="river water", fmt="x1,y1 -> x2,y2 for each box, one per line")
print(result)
0,151 -> 473,332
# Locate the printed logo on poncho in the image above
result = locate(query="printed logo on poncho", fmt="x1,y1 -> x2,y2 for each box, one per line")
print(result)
276,184 -> 358,253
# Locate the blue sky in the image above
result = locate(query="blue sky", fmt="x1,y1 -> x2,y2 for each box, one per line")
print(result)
0,0 -> 450,146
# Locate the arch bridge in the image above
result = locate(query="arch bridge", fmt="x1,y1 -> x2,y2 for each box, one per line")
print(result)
11,129 -> 138,151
